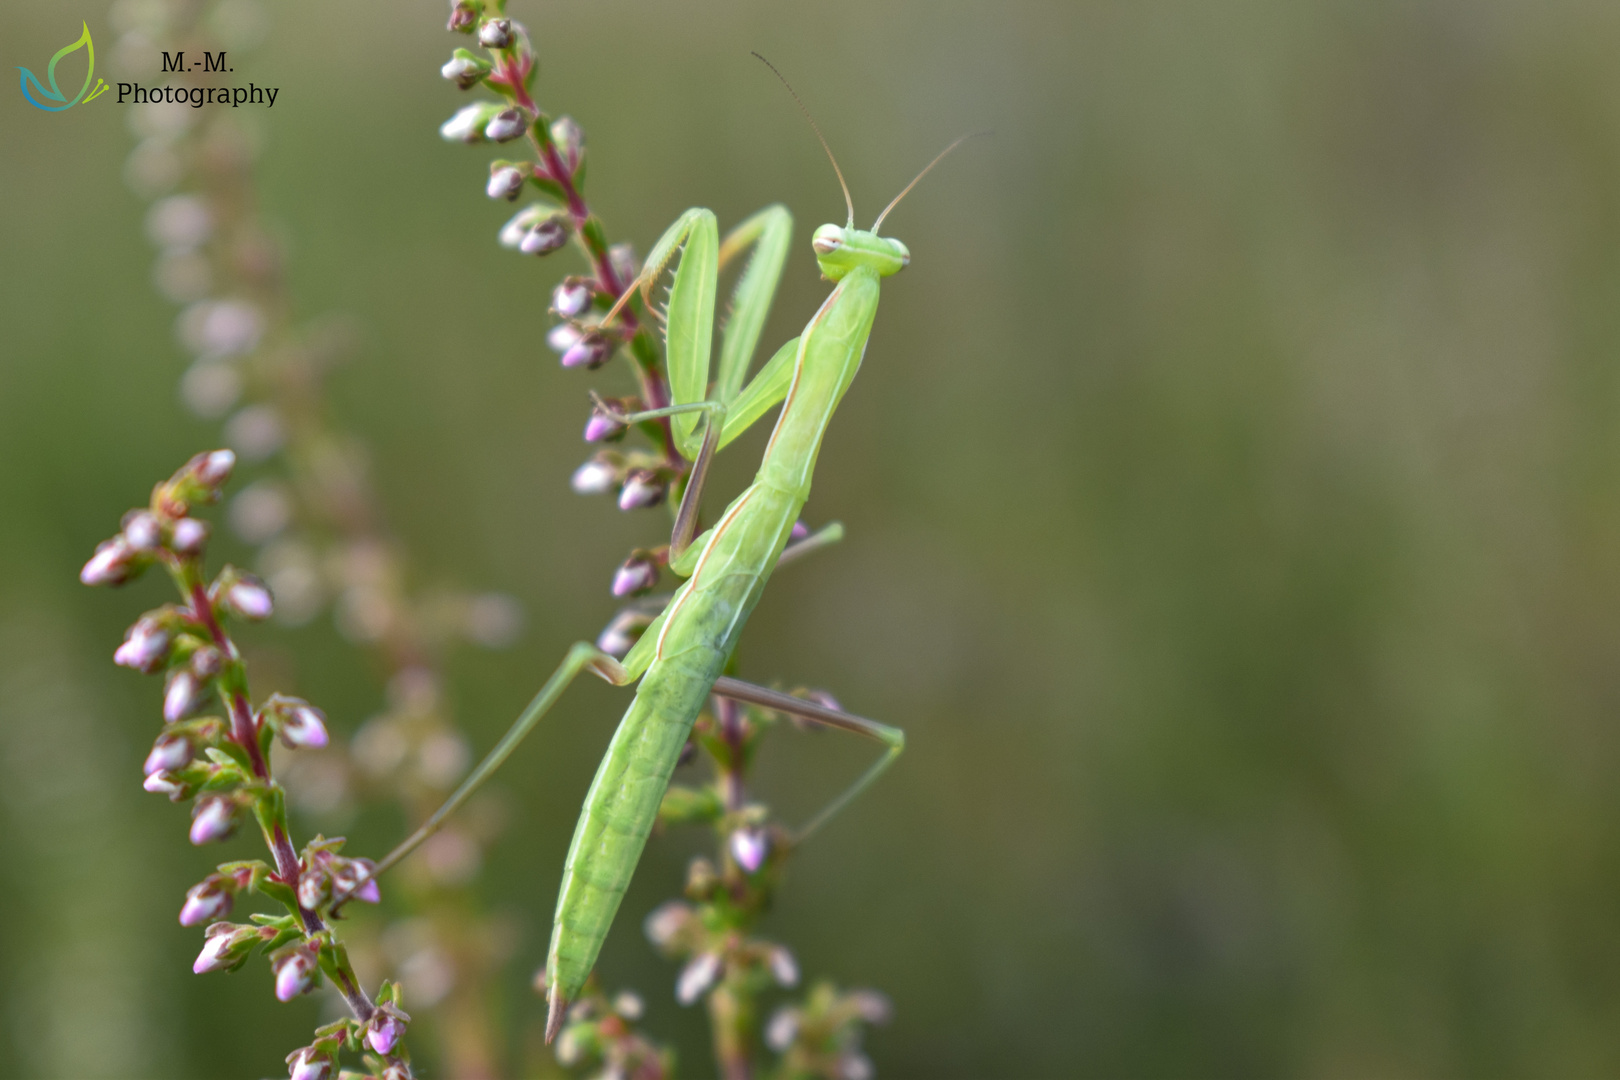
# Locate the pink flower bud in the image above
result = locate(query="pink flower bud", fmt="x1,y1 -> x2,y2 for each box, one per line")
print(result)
164,669 -> 202,721
484,107 -> 527,143
730,827 -> 769,874
643,901 -> 693,949
611,556 -> 659,598
367,1013 -> 406,1055
189,796 -> 237,845
520,218 -> 569,255
179,878 -> 233,926
849,989 -> 892,1024
194,449 -> 236,488
571,458 -> 619,495
280,704 -> 329,749
81,538 -> 137,586
553,280 -> 592,317
790,519 -> 811,542
287,1046 -> 332,1080
676,951 -> 723,1005
765,1008 -> 799,1052
193,922 -> 254,973
618,470 -> 665,511
170,517 -> 210,554
273,947 -> 317,1001
122,511 -> 162,551
447,0 -> 477,33
584,409 -> 626,443
766,945 -> 798,987
144,732 -> 191,776
487,166 -> 525,201
114,618 -> 171,672
561,332 -> 612,369
223,577 -> 274,620
297,867 -> 332,911
190,644 -> 224,678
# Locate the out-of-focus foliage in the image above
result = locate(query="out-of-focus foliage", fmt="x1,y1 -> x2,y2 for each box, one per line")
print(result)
7,0 -> 1620,1075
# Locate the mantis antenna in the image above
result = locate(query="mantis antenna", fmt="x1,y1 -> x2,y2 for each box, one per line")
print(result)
751,51 -> 856,229
871,130 -> 990,232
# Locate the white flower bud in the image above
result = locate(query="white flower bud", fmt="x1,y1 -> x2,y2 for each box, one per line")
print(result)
122,511 -> 162,551
280,704 -> 329,749
765,1007 -> 799,1052
367,1013 -> 406,1055
194,448 -> 237,487
114,618 -> 170,671
287,1047 -> 332,1080
179,878 -> 233,926
488,165 -> 526,201
676,951 -> 723,1005
643,901 -> 692,948
766,945 -> 798,988
484,107 -> 528,143
553,280 -> 591,317
571,458 -> 619,495
81,538 -> 136,586
477,17 -> 513,47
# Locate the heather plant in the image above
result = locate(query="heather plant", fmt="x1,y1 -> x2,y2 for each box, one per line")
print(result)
84,0 -> 906,1075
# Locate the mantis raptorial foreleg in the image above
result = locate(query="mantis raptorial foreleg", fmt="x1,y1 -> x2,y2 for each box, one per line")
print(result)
709,676 -> 905,843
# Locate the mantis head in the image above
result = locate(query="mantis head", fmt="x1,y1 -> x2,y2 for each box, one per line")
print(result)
812,225 -> 910,280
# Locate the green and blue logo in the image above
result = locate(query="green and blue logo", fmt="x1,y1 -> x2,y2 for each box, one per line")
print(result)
19,22 -> 107,111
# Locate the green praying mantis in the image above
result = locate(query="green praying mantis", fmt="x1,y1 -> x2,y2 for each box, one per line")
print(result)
363,61 -> 975,1041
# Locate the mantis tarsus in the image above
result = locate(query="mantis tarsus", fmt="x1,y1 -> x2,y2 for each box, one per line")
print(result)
367,60 -> 975,1042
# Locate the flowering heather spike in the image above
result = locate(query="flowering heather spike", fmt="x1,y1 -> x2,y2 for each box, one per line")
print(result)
485,108 -> 528,143
287,1046 -> 332,1080
144,732 -> 192,776
273,947 -> 317,1001
730,827 -> 769,874
676,952 -> 723,1005
280,704 -> 330,749
163,669 -> 202,721
561,331 -> 612,369
223,576 -> 274,620
170,517 -> 209,554
571,457 -> 620,496
612,555 -> 660,598
766,945 -> 799,987
122,511 -> 162,551
553,280 -> 592,317
189,796 -> 237,845
367,1013 -> 407,1056
114,618 -> 171,672
488,165 -> 526,201
179,877 -> 233,926
618,470 -> 665,511
81,538 -> 137,586
477,17 -> 512,47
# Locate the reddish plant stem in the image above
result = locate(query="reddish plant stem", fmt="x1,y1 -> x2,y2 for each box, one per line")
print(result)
504,64 -> 682,462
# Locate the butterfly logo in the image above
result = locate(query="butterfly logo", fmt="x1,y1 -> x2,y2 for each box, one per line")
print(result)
19,22 -> 108,112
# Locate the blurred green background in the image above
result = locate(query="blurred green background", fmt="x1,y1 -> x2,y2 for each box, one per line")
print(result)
8,0 -> 1620,1075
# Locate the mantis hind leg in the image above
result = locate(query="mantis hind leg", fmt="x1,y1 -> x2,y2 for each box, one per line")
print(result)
710,676 -> 905,844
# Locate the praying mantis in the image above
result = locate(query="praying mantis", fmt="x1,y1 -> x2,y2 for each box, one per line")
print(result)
366,61 -> 975,1041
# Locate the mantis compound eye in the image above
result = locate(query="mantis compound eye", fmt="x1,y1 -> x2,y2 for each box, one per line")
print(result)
811,224 -> 845,255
